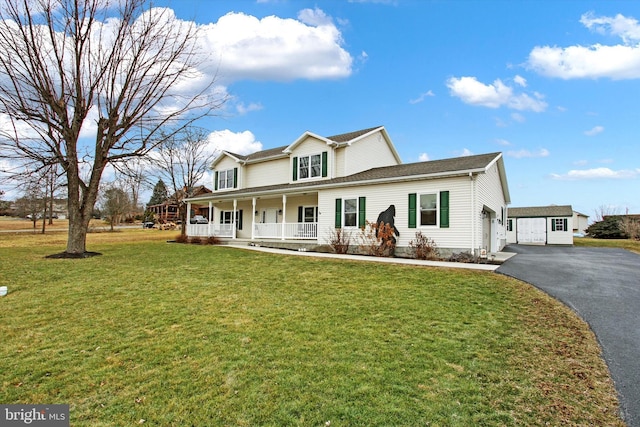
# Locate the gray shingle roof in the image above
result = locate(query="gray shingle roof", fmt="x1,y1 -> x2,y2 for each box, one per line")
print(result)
190,152 -> 503,201
326,126 -> 383,143
508,205 -> 573,218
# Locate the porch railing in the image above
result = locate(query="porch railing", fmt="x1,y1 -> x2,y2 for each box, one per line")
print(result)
187,222 -> 317,240
254,222 -> 317,240
187,223 -> 233,238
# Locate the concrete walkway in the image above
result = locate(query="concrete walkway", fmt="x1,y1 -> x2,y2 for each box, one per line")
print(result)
225,244 -> 515,271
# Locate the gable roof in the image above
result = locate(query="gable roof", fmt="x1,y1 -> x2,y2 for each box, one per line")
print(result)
508,205 -> 573,218
188,152 -> 508,202
212,126 -> 402,167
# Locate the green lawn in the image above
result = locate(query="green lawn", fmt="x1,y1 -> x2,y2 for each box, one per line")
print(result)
0,231 -> 624,426
574,236 -> 640,254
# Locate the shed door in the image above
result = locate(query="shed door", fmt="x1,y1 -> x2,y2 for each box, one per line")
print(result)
517,218 -> 546,244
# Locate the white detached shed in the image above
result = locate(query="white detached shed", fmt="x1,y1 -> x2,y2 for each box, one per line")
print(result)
506,205 -> 574,245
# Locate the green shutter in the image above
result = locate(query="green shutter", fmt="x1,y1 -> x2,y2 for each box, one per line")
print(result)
552,219 -> 556,232
322,151 -> 328,177
440,191 -> 450,228
214,171 -> 218,190
292,157 -> 298,181
236,210 -> 243,230
298,206 -> 303,223
564,218 -> 568,231
335,198 -> 342,228
408,193 -> 417,228
233,168 -> 238,188
358,197 -> 366,228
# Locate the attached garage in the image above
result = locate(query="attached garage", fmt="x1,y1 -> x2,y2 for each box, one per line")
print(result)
507,205 -> 574,245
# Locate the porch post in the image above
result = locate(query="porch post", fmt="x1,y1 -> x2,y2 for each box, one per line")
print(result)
186,202 -> 192,236
233,199 -> 237,239
251,197 -> 256,240
281,194 -> 287,240
208,201 -> 213,237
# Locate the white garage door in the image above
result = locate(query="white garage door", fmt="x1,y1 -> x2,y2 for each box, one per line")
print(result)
517,218 -> 546,244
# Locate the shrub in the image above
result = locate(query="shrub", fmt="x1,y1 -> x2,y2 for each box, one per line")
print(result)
190,237 -> 202,245
586,217 -> 626,239
205,236 -> 221,245
409,231 -> 440,260
447,252 -> 479,263
175,234 -> 188,244
359,221 -> 396,257
620,217 -> 640,240
328,227 -> 351,254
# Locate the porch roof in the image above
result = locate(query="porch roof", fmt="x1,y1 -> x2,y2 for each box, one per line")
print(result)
187,152 -> 505,203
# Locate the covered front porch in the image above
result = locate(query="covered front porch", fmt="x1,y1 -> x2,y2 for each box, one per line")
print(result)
186,192 -> 319,241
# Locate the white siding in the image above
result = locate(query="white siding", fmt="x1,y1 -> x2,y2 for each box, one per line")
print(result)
244,158 -> 289,188
343,132 -> 400,176
547,217 -> 574,245
289,136 -> 331,184
213,157 -> 242,191
475,162 -> 508,252
317,177 -> 474,253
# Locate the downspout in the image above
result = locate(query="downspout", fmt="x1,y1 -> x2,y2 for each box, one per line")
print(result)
469,172 -> 475,255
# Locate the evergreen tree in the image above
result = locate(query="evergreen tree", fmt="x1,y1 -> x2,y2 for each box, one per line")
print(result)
148,180 -> 169,206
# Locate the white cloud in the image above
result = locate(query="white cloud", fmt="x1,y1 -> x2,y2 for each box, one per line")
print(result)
207,129 -> 263,155
506,148 -> 550,159
514,75 -> 527,87
527,13 -> 640,80
511,112 -> 526,123
495,138 -> 511,146
446,76 -> 547,112
199,10 -> 353,82
409,90 -> 435,104
418,153 -> 430,161
551,167 -> 640,180
235,102 -> 263,115
580,12 -> 640,43
584,125 -> 604,136
457,148 -> 473,157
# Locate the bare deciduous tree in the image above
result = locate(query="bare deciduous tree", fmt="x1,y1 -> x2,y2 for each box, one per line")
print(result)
150,126 -> 217,234
0,0 -> 225,257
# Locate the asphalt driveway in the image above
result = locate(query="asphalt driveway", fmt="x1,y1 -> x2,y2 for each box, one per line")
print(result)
497,244 -> 640,427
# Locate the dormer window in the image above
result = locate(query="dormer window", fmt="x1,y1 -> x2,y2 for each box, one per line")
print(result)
292,152 -> 328,181
215,168 -> 237,190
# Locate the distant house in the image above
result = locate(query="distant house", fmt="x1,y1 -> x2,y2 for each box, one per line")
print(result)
506,205 -> 574,245
147,186 -> 212,222
573,210 -> 589,236
184,126 -> 511,256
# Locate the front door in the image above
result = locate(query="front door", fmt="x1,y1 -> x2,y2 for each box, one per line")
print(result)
262,208 -> 278,224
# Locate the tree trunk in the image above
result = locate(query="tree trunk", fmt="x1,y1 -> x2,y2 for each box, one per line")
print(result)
66,211 -> 91,255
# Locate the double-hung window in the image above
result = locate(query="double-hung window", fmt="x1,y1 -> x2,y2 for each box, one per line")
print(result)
420,193 -> 438,226
299,154 -> 322,179
217,169 -> 235,190
344,198 -> 358,227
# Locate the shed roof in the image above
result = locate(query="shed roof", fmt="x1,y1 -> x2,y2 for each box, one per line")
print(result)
508,205 -> 573,218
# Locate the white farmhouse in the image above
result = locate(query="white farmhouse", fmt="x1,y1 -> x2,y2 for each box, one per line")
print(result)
185,126 -> 511,257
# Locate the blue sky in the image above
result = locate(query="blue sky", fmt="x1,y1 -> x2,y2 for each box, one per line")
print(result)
4,0 -> 640,220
